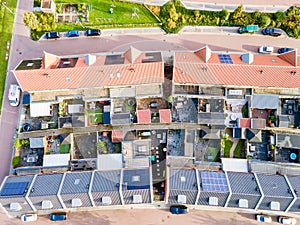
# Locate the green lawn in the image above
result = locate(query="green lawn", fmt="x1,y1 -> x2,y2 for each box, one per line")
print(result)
55,0 -> 159,31
89,113 -> 103,123
205,147 -> 219,162
60,144 -> 71,154
223,139 -> 233,158
0,0 -> 17,113
234,140 -> 246,158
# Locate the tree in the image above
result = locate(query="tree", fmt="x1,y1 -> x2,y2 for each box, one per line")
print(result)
23,12 -> 39,30
231,5 -> 243,21
259,15 -> 271,27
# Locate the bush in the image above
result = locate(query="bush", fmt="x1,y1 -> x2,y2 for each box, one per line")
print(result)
14,139 -> 22,148
12,156 -> 21,168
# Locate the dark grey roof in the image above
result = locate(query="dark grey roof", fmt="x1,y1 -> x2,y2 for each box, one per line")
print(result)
246,129 -> 262,143
169,168 -> 197,191
60,172 -> 93,208
199,128 -> 221,139
0,175 -> 35,213
197,171 -> 229,207
198,112 -> 224,125
92,170 -> 121,192
286,176 -> 300,212
111,113 -> 130,125
122,189 -> 151,204
122,168 -> 150,190
122,168 -> 151,204
276,133 -> 300,149
256,174 -> 294,211
91,170 -> 122,206
251,94 -> 279,109
198,191 -> 229,207
28,174 -> 64,210
168,168 -> 198,205
226,172 -> 261,209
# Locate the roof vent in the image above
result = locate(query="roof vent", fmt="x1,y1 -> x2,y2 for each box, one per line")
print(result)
291,71 -> 297,75
10,202 -> 22,211
201,67 -> 208,72
180,176 -> 186,182
43,73 -> 50,77
270,201 -> 280,210
209,197 -> 218,206
66,76 -> 71,82
117,72 -> 121,79
42,200 -> 53,209
102,196 -> 112,205
133,194 -> 142,204
177,195 -> 187,204
182,69 -> 186,75
72,198 -> 82,207
238,199 -> 248,208
272,59 -> 276,63
110,73 -> 114,79
132,175 -> 140,182
74,179 -> 80,185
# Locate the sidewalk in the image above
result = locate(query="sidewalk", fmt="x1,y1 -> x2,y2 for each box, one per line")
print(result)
129,0 -> 298,12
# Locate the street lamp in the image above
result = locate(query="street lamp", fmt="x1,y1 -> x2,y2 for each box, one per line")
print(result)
2,2 -> 14,15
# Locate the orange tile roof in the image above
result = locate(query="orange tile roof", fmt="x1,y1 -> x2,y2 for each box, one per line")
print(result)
14,52 -> 164,92
112,130 -> 123,143
239,118 -> 251,128
137,109 -> 151,124
159,109 -> 171,123
174,48 -> 300,88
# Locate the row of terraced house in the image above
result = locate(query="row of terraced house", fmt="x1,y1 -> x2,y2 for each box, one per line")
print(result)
2,45 -> 300,216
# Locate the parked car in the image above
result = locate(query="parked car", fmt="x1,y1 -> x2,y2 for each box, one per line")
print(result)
21,214 -> 37,222
50,212 -> 67,221
278,217 -> 296,225
278,48 -> 294,54
170,205 -> 188,214
262,28 -> 282,37
85,29 -> 101,36
258,46 -> 274,54
8,84 -> 21,107
45,31 -> 60,39
256,214 -> 272,223
66,30 -> 79,37
238,25 -> 259,34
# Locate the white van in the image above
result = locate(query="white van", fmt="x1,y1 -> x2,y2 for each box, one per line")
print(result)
8,84 -> 21,107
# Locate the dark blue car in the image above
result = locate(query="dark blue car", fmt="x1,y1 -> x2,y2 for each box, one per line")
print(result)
66,30 -> 79,37
50,212 -> 67,221
170,205 -> 188,214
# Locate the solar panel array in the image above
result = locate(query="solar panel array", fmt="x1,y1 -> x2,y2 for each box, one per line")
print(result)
1,182 -> 29,196
200,171 -> 229,192
218,54 -> 233,64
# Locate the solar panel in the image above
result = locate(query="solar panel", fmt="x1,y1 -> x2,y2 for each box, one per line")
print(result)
200,171 -> 229,192
1,182 -> 29,196
218,54 -> 233,64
